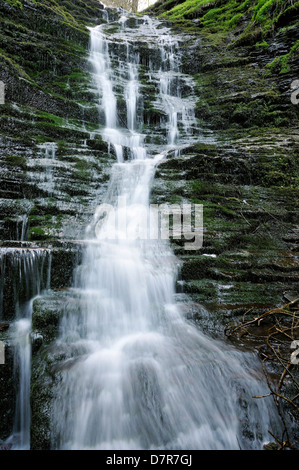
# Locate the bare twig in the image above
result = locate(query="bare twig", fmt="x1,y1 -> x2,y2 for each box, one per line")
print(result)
226,298 -> 299,449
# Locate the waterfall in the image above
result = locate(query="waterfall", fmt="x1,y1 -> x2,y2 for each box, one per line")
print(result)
16,215 -> 28,242
0,248 -> 52,449
12,313 -> 33,449
50,11 -> 281,450
36,142 -> 58,196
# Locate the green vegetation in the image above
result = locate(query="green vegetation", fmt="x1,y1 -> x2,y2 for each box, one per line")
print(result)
149,0 -> 299,56
267,39 -> 299,73
3,155 -> 27,169
0,0 -> 103,101
151,0 -> 298,32
5,0 -> 22,8
4,0 -> 102,28
162,0 -> 252,29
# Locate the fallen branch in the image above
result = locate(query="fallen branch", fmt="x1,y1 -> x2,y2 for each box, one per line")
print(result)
226,298 -> 299,449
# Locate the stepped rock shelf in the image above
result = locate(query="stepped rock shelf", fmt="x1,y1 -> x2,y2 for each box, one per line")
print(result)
0,0 -> 298,450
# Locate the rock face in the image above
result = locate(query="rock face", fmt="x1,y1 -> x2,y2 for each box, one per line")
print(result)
0,0 -> 113,246
148,3 -> 299,320
148,0 -> 299,448
148,1 -> 299,447
0,0 -> 113,445
0,0 -> 298,449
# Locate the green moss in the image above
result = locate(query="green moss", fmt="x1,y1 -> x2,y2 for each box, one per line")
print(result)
255,39 -> 269,48
74,159 -> 90,170
267,39 -> 299,74
158,0 -> 252,30
264,170 -> 289,187
5,0 -> 22,8
3,155 -> 27,169
0,49 -> 32,81
28,226 -> 48,240
151,0 -> 299,56
253,0 -> 299,32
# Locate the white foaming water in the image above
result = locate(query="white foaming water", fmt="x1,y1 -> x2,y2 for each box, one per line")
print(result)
1,248 -> 52,450
51,12 -> 281,450
12,316 -> 32,450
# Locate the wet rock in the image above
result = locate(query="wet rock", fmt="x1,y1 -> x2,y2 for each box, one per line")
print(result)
0,344 -> 15,442
32,291 -> 69,345
0,0 -> 298,449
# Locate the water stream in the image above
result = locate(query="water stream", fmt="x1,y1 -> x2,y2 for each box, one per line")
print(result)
47,10 -> 281,450
1,247 -> 52,449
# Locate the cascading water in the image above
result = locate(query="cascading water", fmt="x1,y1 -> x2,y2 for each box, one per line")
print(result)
50,10 -> 282,450
0,248 -> 52,449
12,310 -> 33,449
